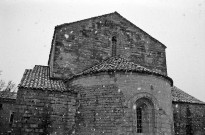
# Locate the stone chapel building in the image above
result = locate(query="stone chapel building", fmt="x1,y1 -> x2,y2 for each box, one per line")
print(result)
12,12 -> 205,135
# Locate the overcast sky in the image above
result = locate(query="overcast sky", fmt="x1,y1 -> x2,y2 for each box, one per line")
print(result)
0,0 -> 205,102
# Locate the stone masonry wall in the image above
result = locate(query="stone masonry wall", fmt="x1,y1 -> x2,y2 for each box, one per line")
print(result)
0,98 -> 16,134
13,88 -> 76,135
68,72 -> 173,135
50,13 -> 167,78
173,102 -> 205,135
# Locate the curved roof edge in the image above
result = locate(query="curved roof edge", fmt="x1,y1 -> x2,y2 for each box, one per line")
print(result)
66,56 -> 173,86
18,65 -> 205,105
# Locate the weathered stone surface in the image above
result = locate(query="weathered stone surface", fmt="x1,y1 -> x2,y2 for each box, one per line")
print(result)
0,98 -> 15,134
173,102 -> 205,135
68,72 -> 173,134
49,12 -> 167,78
13,88 -> 76,135
10,12 -> 205,135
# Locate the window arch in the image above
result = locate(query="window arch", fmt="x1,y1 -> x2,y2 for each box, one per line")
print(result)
136,98 -> 155,134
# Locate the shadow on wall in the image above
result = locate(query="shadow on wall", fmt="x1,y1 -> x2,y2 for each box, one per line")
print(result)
0,98 -> 15,134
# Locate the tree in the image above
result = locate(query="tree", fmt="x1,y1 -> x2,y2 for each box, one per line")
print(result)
0,71 -> 17,98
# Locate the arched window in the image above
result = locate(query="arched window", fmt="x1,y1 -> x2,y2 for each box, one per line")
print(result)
112,36 -> 117,56
136,98 -> 155,134
137,107 -> 143,133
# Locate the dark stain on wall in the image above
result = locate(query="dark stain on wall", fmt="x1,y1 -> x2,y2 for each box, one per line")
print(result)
0,98 -> 15,134
173,102 -> 205,135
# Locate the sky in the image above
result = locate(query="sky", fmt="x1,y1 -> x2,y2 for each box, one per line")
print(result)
0,0 -> 205,102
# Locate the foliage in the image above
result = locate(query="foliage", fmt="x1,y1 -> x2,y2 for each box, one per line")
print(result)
0,71 -> 17,98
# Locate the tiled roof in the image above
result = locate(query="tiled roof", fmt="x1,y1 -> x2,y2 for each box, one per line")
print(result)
82,56 -> 161,74
172,86 -> 205,104
18,65 -> 67,91
73,56 -> 173,85
18,65 -> 204,104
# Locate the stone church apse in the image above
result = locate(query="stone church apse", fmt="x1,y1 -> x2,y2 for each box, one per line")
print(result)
11,12 -> 205,135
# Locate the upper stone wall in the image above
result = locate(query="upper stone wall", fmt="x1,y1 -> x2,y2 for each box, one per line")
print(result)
49,12 -> 167,78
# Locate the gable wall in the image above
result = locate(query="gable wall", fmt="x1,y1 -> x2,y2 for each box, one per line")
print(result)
50,13 -> 167,78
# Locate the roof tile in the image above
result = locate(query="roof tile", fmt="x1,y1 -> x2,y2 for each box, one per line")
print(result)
18,64 -> 204,104
82,56 -> 160,74
18,65 -> 67,91
172,86 -> 205,104
73,56 -> 173,85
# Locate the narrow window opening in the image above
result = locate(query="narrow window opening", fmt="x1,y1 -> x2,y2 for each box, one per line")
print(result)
112,36 -> 117,56
0,104 -> 2,110
112,36 -> 117,42
137,107 -> 142,133
9,112 -> 14,126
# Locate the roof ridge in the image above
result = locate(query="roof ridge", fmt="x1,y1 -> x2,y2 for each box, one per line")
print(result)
82,56 -> 159,74
55,11 -> 117,29
113,12 -> 167,48
54,11 -> 166,48
106,56 -> 158,72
